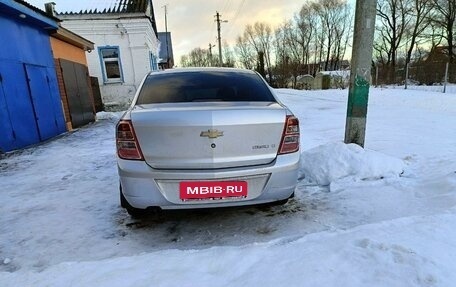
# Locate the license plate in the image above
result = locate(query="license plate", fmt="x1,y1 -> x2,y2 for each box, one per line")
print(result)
179,181 -> 248,200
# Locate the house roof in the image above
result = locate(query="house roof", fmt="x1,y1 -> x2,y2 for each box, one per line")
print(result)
431,46 -> 456,55
51,26 -> 94,51
425,46 -> 456,63
0,0 -> 59,30
14,0 -> 60,21
59,0 -> 150,15
57,0 -> 158,36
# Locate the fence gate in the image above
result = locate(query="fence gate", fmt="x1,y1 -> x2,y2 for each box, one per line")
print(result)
59,59 -> 95,128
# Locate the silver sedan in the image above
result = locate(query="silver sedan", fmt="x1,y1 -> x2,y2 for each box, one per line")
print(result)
117,68 -> 300,217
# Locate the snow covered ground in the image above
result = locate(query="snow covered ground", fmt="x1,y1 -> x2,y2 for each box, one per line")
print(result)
380,83 -> 456,94
1,87 -> 456,286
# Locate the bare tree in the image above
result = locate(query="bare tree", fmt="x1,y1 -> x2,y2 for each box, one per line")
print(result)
222,41 -> 235,67
180,48 -> 211,67
312,0 -> 352,71
244,22 -> 274,82
295,3 -> 318,74
180,55 -> 190,67
330,2 -> 352,70
235,35 -> 256,69
427,18 -> 445,49
281,21 -> 301,67
274,21 -> 299,87
272,4 -> 318,88
404,0 -> 433,64
273,24 -> 289,87
430,0 -> 456,63
375,0 -> 412,82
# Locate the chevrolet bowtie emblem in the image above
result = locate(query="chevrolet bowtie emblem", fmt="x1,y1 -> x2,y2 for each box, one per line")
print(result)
200,129 -> 224,139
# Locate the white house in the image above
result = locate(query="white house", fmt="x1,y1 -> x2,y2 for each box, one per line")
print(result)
57,0 -> 160,109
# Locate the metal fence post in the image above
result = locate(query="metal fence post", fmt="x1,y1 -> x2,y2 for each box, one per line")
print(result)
405,63 -> 409,90
375,65 -> 379,87
443,62 -> 449,93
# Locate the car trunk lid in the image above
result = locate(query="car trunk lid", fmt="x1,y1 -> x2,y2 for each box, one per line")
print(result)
130,102 -> 287,169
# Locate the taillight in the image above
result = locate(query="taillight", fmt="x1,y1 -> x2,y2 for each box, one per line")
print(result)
116,120 -> 144,160
278,115 -> 300,155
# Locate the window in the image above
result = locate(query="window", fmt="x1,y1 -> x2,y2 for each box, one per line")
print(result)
99,47 -> 123,83
136,71 -> 276,104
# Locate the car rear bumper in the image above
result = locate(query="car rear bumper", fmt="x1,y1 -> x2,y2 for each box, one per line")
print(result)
118,152 -> 300,210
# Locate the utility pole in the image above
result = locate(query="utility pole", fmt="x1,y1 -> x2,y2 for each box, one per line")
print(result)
208,43 -> 215,66
344,0 -> 377,147
215,11 -> 227,67
163,4 -> 169,69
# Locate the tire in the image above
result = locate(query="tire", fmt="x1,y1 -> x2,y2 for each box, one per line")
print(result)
119,184 -> 147,218
269,192 -> 294,206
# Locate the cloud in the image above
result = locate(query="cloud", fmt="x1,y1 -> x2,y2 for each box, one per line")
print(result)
27,0 -> 305,65
154,0 -> 303,65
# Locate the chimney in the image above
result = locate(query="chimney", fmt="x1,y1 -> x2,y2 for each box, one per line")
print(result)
44,2 -> 56,17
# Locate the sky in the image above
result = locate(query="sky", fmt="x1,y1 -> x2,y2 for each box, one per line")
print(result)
2,85 -> 456,286
26,0 -> 313,65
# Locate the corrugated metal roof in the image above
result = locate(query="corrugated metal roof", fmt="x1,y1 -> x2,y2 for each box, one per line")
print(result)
60,0 -> 149,15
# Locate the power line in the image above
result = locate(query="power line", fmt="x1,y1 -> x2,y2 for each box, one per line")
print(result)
221,0 -> 233,16
226,0 -> 246,37
211,18 -> 218,46
233,0 -> 246,21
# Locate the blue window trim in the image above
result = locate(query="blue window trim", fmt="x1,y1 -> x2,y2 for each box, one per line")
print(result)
98,46 -> 124,84
149,52 -> 158,71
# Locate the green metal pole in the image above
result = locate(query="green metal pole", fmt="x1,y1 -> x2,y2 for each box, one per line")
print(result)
344,0 -> 377,147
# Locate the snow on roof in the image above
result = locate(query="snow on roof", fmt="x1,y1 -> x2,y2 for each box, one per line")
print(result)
318,70 -> 351,77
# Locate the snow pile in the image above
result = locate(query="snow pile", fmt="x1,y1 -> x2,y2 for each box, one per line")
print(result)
96,111 -> 123,121
299,142 -> 405,186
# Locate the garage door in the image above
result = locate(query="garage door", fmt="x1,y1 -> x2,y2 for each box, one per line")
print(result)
60,59 -> 95,128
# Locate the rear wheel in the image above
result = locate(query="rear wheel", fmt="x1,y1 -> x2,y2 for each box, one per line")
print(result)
119,184 -> 148,218
269,192 -> 294,206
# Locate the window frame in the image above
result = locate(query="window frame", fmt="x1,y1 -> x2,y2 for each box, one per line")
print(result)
98,46 -> 124,84
149,52 -> 158,71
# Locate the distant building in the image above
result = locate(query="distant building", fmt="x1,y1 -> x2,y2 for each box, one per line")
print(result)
58,0 -> 160,109
299,60 -> 350,77
158,32 -> 174,69
0,0 -> 66,152
417,46 -> 456,84
424,46 -> 456,63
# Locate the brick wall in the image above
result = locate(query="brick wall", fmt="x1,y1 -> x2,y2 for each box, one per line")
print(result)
54,58 -> 72,131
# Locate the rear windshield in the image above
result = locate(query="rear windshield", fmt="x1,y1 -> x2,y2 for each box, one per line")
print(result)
136,71 -> 276,104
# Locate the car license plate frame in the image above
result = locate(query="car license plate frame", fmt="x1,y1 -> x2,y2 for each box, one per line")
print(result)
179,181 -> 248,200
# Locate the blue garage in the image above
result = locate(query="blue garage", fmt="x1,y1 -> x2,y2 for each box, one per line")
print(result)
0,0 -> 66,152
